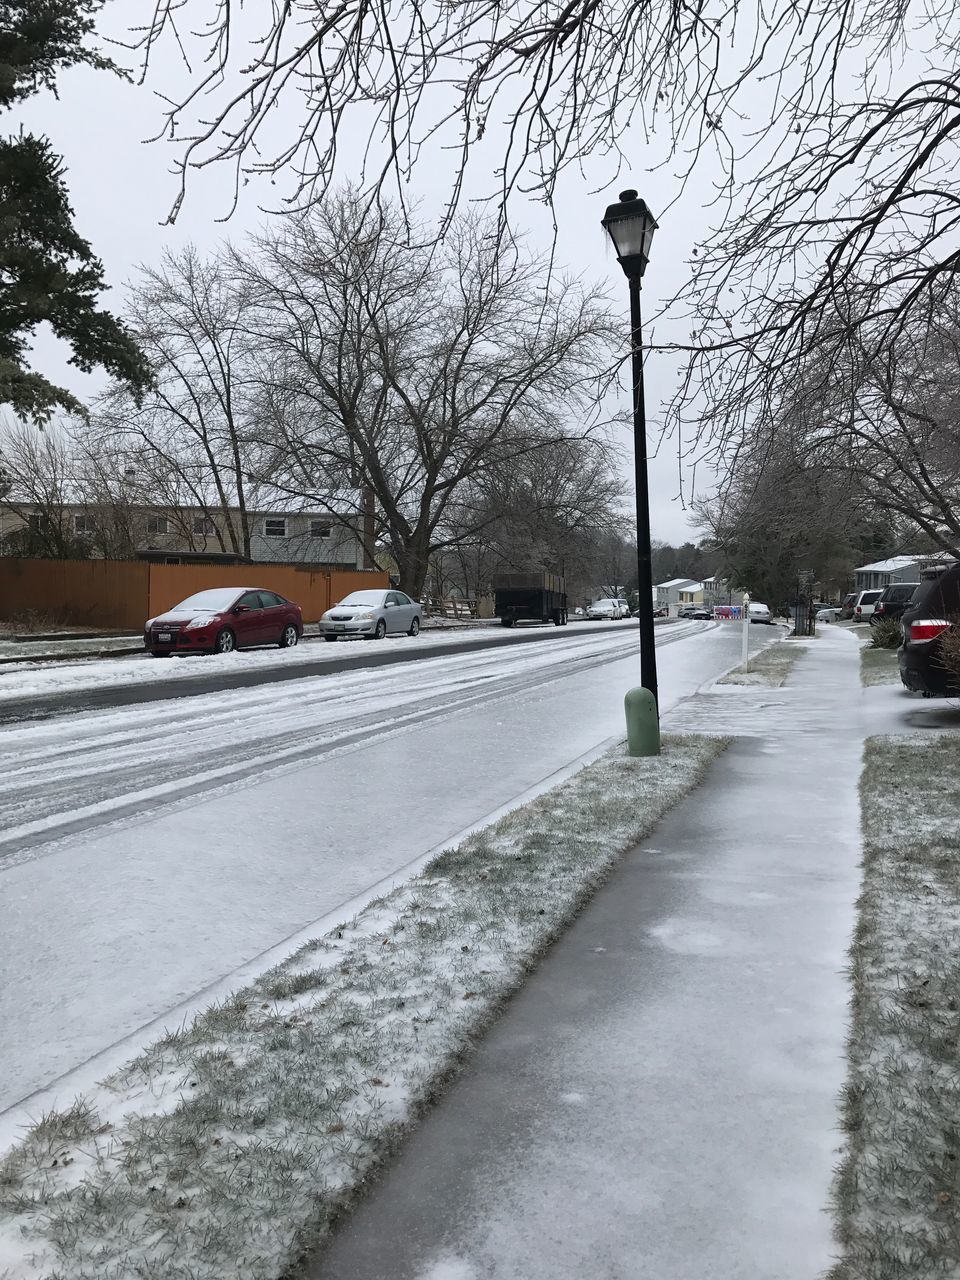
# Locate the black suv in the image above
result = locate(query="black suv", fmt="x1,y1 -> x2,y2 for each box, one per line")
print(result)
899,564 -> 960,696
871,581 -> 920,625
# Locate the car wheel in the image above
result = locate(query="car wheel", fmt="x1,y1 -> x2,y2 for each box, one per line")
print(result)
324,634 -> 339,643
369,619 -> 387,640
408,617 -> 420,637
215,628 -> 236,653
279,623 -> 299,648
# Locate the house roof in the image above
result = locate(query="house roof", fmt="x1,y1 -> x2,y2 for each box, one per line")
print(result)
656,577 -> 700,589
855,555 -> 924,574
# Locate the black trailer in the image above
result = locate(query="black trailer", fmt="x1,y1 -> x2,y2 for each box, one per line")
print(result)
493,572 -> 568,627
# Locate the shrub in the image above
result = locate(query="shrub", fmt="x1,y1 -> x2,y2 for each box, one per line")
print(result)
938,622 -> 960,682
869,617 -> 902,649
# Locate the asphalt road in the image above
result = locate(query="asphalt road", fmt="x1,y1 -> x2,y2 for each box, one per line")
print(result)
0,620 -> 667,724
2,618 -> 738,1116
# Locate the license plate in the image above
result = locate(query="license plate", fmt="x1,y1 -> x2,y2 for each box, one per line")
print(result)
158,632 -> 172,642
336,624 -> 346,631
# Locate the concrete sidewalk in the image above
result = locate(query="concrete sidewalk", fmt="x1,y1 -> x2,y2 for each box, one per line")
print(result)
306,629 -> 864,1280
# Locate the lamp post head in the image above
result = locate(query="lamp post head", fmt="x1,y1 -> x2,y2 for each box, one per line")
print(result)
602,189 -> 658,280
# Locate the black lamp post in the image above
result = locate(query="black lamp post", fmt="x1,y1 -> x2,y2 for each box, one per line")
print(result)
602,189 -> 660,743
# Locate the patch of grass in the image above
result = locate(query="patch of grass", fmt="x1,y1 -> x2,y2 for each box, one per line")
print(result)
830,733 -> 960,1278
717,639 -> 803,687
860,646 -> 901,687
0,734 -> 729,1280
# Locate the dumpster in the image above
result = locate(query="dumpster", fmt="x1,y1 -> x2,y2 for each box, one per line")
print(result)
492,572 -> 567,627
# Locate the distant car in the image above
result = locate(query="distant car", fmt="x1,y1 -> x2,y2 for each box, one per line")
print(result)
838,592 -> 858,620
747,601 -> 773,624
899,563 -> 960,696
144,587 -> 304,656
689,607 -> 713,620
319,589 -> 422,640
676,604 -> 700,619
870,582 -> 920,626
852,589 -> 884,621
816,605 -> 841,622
586,598 -> 628,620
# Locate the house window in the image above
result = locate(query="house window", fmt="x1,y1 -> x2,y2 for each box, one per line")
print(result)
73,514 -> 93,535
192,515 -> 216,536
264,517 -> 287,539
310,520 -> 332,540
146,515 -> 169,535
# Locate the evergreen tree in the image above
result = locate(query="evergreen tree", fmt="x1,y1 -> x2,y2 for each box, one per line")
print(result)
0,1 -> 150,425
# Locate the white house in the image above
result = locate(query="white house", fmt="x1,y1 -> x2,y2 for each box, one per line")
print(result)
655,578 -> 702,614
853,553 -> 955,593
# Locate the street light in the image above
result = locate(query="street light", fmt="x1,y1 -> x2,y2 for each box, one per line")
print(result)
602,188 -> 660,756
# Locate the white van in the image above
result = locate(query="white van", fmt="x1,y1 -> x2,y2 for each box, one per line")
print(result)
747,601 -> 773,624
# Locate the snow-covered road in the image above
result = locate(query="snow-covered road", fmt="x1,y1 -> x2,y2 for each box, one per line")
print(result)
1,620 -> 769,1118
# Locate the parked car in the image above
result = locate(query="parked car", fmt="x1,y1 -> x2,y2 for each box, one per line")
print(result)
747,601 -> 773,624
899,563 -> 960,696
689,607 -> 713,620
586,598 -> 628,620
319,589 -> 422,640
870,582 -> 920,625
144,587 -> 304,656
852,588 -> 884,621
838,592 -> 858,620
815,604 -> 841,622
676,604 -> 700,619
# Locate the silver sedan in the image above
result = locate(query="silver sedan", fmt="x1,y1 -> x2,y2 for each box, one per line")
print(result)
319,589 -> 423,641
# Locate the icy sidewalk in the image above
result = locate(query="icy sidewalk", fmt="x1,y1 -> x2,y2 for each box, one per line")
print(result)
307,628 -> 864,1280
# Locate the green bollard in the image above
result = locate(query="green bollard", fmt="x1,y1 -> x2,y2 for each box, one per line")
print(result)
624,685 -> 661,757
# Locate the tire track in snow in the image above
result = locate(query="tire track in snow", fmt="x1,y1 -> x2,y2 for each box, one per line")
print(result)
0,625 -> 710,865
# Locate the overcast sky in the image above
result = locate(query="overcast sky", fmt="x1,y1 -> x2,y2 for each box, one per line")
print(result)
19,9 -> 731,546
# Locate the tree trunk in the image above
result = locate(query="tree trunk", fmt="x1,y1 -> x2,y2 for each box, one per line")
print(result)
394,540 -> 431,600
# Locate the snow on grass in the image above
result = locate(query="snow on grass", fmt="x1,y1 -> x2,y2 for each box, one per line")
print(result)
716,637 -> 804,687
0,733 -> 726,1280
830,732 -> 960,1278
860,646 -> 901,688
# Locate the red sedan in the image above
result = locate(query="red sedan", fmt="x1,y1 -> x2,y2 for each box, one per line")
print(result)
144,587 -> 304,656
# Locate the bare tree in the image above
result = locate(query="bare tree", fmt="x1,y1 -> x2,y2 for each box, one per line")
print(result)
123,1 -> 960,534
0,419 -> 168,558
95,247 -> 261,557
126,0 -> 916,232
695,426 -> 920,605
437,437 -> 625,600
240,196 -> 619,597
0,421 -> 87,557
698,289 -> 960,571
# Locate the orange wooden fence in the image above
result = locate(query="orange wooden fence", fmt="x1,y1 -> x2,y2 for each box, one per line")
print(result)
0,559 -> 389,630
0,559 -> 151,630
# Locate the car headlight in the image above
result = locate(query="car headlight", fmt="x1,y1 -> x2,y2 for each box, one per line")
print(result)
355,610 -> 375,620
144,618 -> 155,630
186,615 -> 217,630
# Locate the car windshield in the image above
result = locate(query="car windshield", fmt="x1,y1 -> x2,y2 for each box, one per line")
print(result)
337,591 -> 386,606
172,588 -> 240,612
